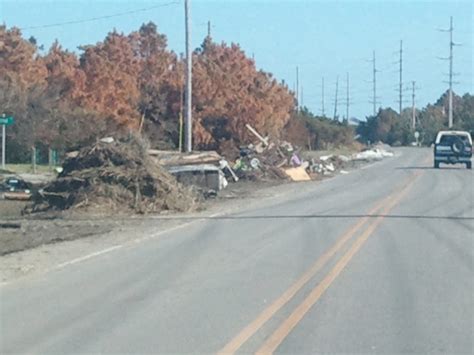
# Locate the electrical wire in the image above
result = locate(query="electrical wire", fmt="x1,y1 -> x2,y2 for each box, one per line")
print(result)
19,1 -> 180,30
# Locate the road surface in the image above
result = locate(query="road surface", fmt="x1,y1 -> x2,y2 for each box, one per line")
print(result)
1,148 -> 473,354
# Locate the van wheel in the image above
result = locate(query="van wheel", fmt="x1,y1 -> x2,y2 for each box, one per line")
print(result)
434,161 -> 440,169
467,162 -> 472,169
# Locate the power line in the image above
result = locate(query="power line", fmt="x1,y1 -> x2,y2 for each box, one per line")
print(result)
19,1 -> 180,30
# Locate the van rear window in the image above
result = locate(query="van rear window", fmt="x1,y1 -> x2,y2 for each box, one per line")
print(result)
439,135 -> 471,145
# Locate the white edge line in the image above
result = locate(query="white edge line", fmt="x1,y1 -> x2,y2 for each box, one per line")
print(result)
56,245 -> 123,269
57,212 -> 222,267
14,212 -> 227,278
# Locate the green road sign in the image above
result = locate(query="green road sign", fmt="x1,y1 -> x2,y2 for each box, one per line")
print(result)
0,116 -> 14,125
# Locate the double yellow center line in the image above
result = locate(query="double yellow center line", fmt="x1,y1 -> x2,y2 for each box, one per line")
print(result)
218,168 -> 425,355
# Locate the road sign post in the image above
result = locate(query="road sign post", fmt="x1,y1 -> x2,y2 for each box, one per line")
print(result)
1,114 -> 14,169
2,123 -> 5,170
414,131 -> 420,147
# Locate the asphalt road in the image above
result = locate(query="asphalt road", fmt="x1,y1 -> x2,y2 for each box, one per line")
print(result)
1,148 -> 473,354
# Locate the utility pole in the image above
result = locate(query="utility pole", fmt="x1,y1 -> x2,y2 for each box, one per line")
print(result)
184,0 -> 192,152
448,16 -> 453,128
369,50 -> 379,116
207,20 -> 211,38
398,40 -> 403,115
1,114 -> 5,170
411,81 -> 416,129
438,16 -> 459,128
179,54 -> 184,151
346,72 -> 350,121
333,76 -> 339,121
301,86 -> 304,109
321,77 -> 325,117
296,66 -> 299,113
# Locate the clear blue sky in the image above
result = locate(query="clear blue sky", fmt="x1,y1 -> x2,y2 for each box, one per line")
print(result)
1,0 -> 472,120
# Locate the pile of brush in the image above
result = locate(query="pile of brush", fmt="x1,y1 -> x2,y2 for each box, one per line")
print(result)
32,137 -> 199,214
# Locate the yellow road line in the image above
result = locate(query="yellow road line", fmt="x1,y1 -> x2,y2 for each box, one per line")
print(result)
218,181 -> 405,354
255,170 -> 423,355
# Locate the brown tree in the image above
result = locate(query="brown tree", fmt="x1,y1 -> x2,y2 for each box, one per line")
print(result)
79,31 -> 141,128
129,22 -> 181,147
0,26 -> 47,87
43,40 -> 86,102
192,39 -> 294,149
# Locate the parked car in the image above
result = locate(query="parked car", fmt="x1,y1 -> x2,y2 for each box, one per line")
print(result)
433,130 -> 472,169
0,177 -> 32,200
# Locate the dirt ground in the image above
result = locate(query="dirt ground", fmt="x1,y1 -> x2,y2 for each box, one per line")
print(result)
0,179 -> 280,256
0,219 -> 117,255
0,200 -> 27,219
0,147 -> 377,283
0,154 -> 370,257
0,178 -> 313,282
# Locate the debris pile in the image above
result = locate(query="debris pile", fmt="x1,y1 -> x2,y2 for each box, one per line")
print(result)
229,124 -> 338,181
228,125 -> 395,182
352,147 -> 394,161
307,155 -> 342,176
32,137 -> 199,214
149,150 -> 235,197
233,142 -> 294,181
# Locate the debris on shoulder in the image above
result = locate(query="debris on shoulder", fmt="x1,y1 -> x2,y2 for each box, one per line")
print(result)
29,136 -> 200,215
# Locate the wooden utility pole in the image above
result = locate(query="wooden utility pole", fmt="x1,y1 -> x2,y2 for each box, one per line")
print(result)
321,77 -> 325,117
333,76 -> 339,121
346,72 -> 350,121
398,40 -> 403,115
1,113 -> 5,170
447,16 -> 454,128
301,86 -> 304,108
438,16 -> 457,128
369,50 -> 378,116
448,16 -> 454,128
296,66 -> 299,113
184,0 -> 192,152
179,55 -> 184,151
207,20 -> 211,38
411,81 -> 416,129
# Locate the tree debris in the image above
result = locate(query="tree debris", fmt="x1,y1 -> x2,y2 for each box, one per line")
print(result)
30,136 -> 199,214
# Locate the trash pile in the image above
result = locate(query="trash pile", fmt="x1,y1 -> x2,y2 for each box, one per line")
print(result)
228,125 -> 395,182
227,124 -> 341,181
217,124 -> 297,181
233,141 -> 295,180
32,137 -> 199,214
148,150 -> 238,197
306,154 -> 346,176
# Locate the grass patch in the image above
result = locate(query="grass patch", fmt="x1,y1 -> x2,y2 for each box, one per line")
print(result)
5,164 -> 57,174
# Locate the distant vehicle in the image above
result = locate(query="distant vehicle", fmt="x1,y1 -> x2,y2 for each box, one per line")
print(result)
434,131 -> 472,169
